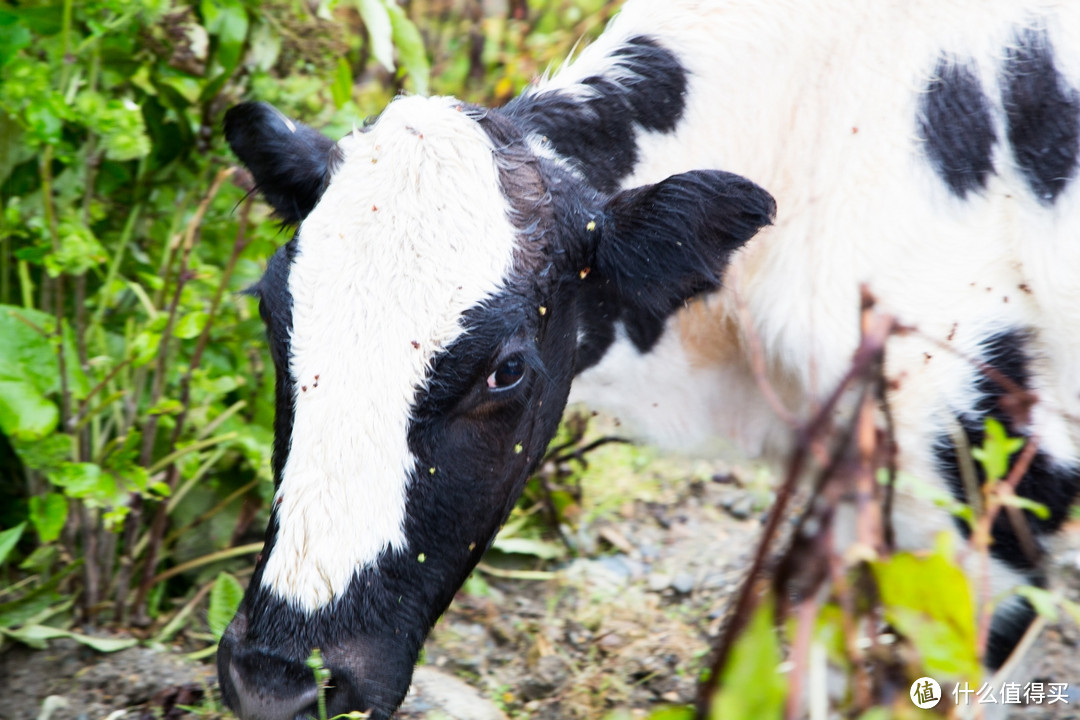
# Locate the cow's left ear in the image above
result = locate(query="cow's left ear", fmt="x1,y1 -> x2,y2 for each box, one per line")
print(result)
594,170 -> 775,350
225,102 -> 340,224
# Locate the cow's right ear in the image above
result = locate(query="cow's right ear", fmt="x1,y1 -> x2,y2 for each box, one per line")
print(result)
593,170 -> 775,350
224,102 -> 340,224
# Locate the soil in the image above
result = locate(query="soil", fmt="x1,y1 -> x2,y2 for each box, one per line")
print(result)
2,453 -> 1078,720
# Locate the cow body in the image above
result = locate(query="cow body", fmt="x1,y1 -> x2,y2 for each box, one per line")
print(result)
566,0 -> 1080,625
219,2 -> 1080,718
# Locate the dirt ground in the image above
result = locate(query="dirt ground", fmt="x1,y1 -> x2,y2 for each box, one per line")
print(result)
2,449 -> 1079,720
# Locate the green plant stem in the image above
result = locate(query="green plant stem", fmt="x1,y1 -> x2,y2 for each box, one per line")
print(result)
129,168 -> 238,623
153,576 -> 216,644
17,261 -> 33,309
195,399 -> 246,441
164,476 -> 257,548
90,199 -> 144,329
164,448 -> 231,516
148,542 -> 262,586
145,432 -> 238,476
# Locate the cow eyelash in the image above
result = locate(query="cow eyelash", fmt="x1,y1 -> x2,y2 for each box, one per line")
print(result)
485,346 -> 545,393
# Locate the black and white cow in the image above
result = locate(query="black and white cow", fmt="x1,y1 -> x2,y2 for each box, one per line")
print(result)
219,2 -> 1080,718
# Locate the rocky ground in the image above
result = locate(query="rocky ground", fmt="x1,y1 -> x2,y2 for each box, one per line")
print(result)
1,441 -> 1078,720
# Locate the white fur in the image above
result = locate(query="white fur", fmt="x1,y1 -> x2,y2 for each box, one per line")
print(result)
260,96 -> 519,611
563,0 -> 1080,594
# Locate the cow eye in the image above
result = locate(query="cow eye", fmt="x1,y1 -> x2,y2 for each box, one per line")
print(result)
487,355 -> 526,391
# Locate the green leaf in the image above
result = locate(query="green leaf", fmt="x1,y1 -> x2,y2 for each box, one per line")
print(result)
0,16 -> 31,68
871,550 -> 980,679
0,625 -> 137,652
490,536 -> 564,560
996,492 -> 1051,520
0,379 -> 58,439
0,305 -> 59,394
10,433 -> 71,473
709,598 -> 786,720
130,330 -> 161,367
970,418 -> 1025,483
208,572 -> 244,640
202,0 -> 249,74
0,305 -> 88,402
0,523 -> 26,567
28,493 -> 67,543
147,398 -> 184,416
48,462 -> 103,495
174,310 -> 209,340
385,1 -> 429,95
356,0 -> 394,73
331,57 -> 353,109
1016,586 -> 1060,622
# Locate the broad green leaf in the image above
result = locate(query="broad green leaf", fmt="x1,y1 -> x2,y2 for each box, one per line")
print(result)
48,462 -> 104,496
10,433 -> 71,473
0,523 -> 26,567
47,463 -> 124,508
331,57 -> 353,109
0,16 -> 31,68
0,305 -> 59,394
28,493 -> 67,543
208,572 -> 244,640
201,0 -> 249,74
174,310 -> 209,340
385,1 -> 430,95
709,599 -> 786,720
871,551 -> 980,679
0,379 -> 58,439
0,305 -> 88,400
356,0 -> 394,73
130,330 -> 161,367
2,5 -> 63,35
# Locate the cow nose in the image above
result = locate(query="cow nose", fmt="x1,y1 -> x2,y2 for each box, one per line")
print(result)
218,614 -> 321,720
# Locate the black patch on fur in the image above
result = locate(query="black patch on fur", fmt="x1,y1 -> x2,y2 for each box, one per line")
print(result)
248,240 -> 297,487
919,57 -> 997,198
505,35 -> 688,193
985,594 -> 1038,670
1001,28 -> 1080,204
224,102 -> 342,223
934,329 -> 1080,571
595,170 -> 776,352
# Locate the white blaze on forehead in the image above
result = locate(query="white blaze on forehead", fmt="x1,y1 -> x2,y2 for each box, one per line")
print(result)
260,96 -> 520,611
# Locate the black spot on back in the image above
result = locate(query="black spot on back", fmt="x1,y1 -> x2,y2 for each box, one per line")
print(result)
918,57 -> 997,198
934,329 -> 1080,571
506,35 -> 688,193
1001,27 -> 1080,205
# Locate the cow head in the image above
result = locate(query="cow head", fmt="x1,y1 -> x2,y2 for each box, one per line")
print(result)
217,97 -> 774,719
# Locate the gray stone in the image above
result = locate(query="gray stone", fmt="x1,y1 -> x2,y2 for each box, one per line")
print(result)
671,572 -> 696,594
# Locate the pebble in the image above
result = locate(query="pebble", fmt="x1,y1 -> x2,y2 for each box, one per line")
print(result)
671,572 -> 695,594
400,666 -> 507,720
648,572 -> 672,592
724,495 -> 754,520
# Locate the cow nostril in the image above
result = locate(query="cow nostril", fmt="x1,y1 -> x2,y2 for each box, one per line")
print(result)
219,637 -> 321,720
